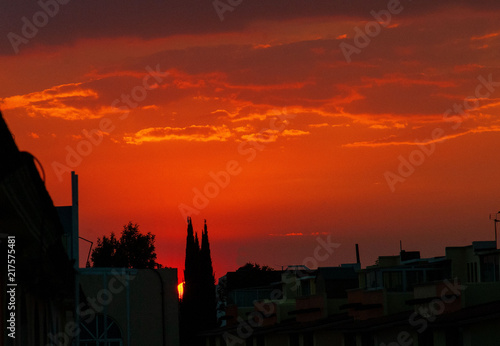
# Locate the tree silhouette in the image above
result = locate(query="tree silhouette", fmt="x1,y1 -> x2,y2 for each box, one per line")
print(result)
236,262 -> 275,272
200,220 -> 216,329
91,222 -> 161,268
181,218 -> 216,345
90,232 -> 120,267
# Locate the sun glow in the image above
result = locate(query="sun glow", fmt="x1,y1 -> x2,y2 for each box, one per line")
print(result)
177,282 -> 185,300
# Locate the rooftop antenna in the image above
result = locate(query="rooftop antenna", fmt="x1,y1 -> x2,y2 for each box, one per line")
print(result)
489,211 -> 500,249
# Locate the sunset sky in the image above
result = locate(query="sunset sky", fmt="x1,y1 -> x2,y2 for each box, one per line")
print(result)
2,0 -> 500,280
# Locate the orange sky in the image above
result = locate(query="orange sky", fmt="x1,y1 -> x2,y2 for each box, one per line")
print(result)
1,1 -> 500,280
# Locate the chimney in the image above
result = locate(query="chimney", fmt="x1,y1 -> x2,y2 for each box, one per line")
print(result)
71,171 -> 79,269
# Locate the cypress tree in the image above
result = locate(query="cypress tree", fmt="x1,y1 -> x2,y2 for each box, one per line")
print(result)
181,217 -> 201,345
200,220 -> 217,329
193,231 -> 201,308
183,217 -> 196,306
181,218 -> 217,344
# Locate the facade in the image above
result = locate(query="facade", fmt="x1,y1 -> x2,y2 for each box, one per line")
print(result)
64,166 -> 180,346
207,265 -> 359,346
78,267 -> 180,346
0,112 -> 76,345
345,241 -> 500,345
0,112 -> 180,346
205,243 -> 500,346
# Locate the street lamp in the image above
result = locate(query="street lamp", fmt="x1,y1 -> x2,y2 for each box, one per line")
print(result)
79,236 -> 94,268
489,212 -> 500,249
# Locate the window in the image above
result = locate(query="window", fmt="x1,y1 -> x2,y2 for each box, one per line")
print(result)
80,314 -> 122,346
466,263 -> 478,283
361,333 -> 374,346
480,255 -> 500,282
406,270 -> 423,291
231,289 -> 275,307
445,327 -> 463,346
303,332 -> 314,346
366,271 -> 381,289
344,333 -> 356,346
289,334 -> 299,346
300,280 -> 311,296
418,329 -> 434,346
383,271 -> 403,292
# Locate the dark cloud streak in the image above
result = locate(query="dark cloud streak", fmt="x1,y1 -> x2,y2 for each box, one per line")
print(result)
2,0 -> 500,55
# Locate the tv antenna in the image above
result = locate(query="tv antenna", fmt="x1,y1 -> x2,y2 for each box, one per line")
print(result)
489,212 -> 500,249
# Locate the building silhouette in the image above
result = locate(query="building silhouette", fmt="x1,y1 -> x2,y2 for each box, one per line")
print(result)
204,242 -> 500,345
0,111 -> 75,345
0,111 -> 179,346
